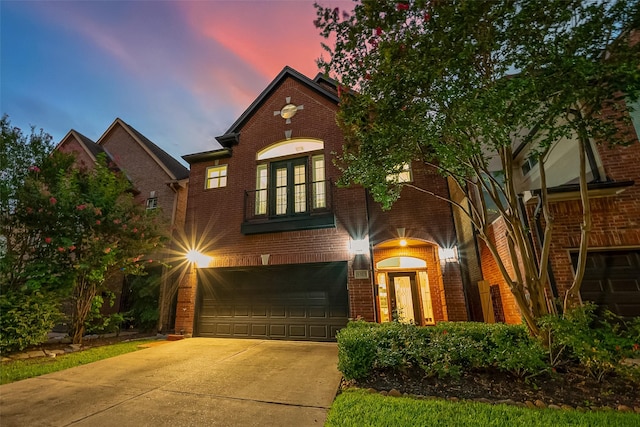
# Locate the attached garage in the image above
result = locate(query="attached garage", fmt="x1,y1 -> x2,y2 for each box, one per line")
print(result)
195,261 -> 349,341
573,250 -> 640,318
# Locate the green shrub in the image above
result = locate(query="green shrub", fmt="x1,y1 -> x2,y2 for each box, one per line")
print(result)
337,322 -> 378,380
336,321 -> 548,380
420,324 -> 485,378
488,323 -> 548,378
0,291 -> 62,354
538,304 -> 639,382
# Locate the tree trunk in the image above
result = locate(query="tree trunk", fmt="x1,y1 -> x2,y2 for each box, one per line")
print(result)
564,130 -> 592,312
71,278 -> 98,344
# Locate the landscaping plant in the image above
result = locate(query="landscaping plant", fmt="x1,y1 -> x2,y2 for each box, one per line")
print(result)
315,0 -> 640,335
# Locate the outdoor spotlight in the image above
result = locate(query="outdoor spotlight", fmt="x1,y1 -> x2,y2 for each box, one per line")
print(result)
185,249 -> 212,268
349,237 -> 369,255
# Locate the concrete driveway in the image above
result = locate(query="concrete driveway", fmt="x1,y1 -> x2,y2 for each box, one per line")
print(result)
0,338 -> 341,426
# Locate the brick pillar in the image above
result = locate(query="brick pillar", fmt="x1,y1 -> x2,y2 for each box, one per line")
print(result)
174,264 -> 197,337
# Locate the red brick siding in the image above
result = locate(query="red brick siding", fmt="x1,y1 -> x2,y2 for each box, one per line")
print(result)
366,163 -> 468,322
181,76 -> 374,333
479,218 -> 524,324
56,135 -> 96,171
100,125 -> 177,225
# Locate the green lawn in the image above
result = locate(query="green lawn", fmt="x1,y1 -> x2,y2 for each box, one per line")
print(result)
325,389 -> 640,427
0,339 -> 156,384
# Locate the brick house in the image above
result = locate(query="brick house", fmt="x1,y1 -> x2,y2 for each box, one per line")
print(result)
176,67 -> 469,340
478,99 -> 640,323
55,118 -> 189,326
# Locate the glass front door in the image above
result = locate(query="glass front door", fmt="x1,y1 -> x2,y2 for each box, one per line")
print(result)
388,272 -> 421,324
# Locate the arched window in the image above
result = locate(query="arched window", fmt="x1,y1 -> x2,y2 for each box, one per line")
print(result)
376,256 -> 427,269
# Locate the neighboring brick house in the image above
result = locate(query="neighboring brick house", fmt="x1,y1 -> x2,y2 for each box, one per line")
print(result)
55,119 -> 190,326
479,101 -> 640,323
176,67 -> 469,340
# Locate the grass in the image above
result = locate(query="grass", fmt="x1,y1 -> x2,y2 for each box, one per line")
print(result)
0,339 -> 156,385
325,389 -> 640,427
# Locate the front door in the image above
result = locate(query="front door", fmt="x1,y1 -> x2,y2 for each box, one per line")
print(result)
388,272 -> 421,324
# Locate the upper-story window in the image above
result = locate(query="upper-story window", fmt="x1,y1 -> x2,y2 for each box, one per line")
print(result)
386,163 -> 413,183
243,139 -> 335,234
206,165 -> 228,189
252,139 -> 327,217
254,155 -> 326,217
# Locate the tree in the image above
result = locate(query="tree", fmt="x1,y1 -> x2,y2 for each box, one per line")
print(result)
1,115 -> 169,344
0,115 -> 70,352
315,0 -> 640,335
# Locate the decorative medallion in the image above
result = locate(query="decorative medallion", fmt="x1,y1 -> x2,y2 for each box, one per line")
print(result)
274,96 -> 304,124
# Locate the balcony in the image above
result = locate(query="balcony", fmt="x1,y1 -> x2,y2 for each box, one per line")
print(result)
241,180 -> 335,234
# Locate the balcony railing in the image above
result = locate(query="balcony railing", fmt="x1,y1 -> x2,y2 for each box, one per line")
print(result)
242,180 -> 334,234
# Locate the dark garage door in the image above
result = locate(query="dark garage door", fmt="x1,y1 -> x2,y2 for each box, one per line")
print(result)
573,250 -> 640,318
196,262 -> 349,341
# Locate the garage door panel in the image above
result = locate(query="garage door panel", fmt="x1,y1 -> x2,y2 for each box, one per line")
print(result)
574,250 -> 640,318
609,279 -> 640,293
289,306 -> 306,318
196,262 -> 348,341
271,306 -> 286,317
270,324 -> 286,337
252,306 -> 268,317
309,325 -> 329,339
289,325 -> 306,337
309,306 -> 327,318
252,324 -> 268,336
331,305 -> 349,318
215,324 -> 232,336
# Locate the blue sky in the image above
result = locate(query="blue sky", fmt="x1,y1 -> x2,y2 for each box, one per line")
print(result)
1,0 -> 348,165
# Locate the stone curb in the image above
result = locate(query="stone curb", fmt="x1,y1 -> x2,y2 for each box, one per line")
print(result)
1,332 -> 160,362
352,386 -> 640,414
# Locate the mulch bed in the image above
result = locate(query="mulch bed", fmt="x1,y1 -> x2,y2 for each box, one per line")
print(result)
349,367 -> 640,409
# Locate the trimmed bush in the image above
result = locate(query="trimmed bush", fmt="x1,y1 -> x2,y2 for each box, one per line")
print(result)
337,321 -> 379,380
336,321 -> 548,380
0,291 -> 62,354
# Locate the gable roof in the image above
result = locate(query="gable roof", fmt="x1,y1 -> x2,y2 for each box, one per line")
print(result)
54,129 -> 106,162
215,66 -> 340,148
97,118 -> 190,181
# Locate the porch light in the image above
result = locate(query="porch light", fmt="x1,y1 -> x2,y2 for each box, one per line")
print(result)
349,237 -> 369,255
439,247 -> 459,264
399,239 -> 408,247
185,250 -> 213,268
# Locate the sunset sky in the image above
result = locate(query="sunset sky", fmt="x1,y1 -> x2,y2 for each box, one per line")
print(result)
1,0 -> 350,164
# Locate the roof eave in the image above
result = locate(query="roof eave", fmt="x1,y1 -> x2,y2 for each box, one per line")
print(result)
182,148 -> 232,164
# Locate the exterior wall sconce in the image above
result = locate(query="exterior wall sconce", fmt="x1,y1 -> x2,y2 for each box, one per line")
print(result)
439,247 -> 459,265
261,254 -> 270,265
349,237 -> 369,255
185,250 -> 213,268
397,228 -> 408,246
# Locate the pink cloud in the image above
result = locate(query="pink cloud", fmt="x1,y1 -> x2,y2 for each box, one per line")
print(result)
178,1 -> 345,80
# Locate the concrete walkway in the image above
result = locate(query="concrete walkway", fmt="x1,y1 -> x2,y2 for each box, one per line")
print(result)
0,338 -> 341,426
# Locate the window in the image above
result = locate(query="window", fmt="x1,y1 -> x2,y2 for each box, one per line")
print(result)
521,155 -> 539,176
255,164 -> 268,215
206,165 -> 228,189
312,155 -> 326,209
386,163 -> 412,183
271,157 -> 307,216
146,197 -> 158,210
253,154 -> 326,217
